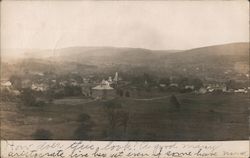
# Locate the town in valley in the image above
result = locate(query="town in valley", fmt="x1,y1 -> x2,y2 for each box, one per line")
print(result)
1,43 -> 249,140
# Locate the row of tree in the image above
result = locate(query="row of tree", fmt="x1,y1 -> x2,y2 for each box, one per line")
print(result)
130,73 -> 203,89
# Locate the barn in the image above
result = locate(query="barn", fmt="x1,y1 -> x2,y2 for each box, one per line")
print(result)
92,80 -> 116,99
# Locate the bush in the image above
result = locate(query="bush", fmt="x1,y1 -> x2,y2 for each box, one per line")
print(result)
125,91 -> 130,97
170,95 -> 181,111
32,129 -> 52,140
21,89 -> 36,106
77,113 -> 91,122
74,113 -> 92,140
74,124 -> 92,140
103,100 -> 130,139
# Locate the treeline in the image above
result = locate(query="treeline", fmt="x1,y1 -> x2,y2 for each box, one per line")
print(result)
129,73 -> 203,89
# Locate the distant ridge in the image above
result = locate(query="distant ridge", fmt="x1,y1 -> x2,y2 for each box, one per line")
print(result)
2,42 -> 249,81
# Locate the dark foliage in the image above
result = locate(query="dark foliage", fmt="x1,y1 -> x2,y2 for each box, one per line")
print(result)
170,95 -> 181,111
74,113 -> 92,140
32,129 -> 52,140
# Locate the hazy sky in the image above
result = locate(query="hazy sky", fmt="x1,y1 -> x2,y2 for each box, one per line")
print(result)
1,1 -> 249,50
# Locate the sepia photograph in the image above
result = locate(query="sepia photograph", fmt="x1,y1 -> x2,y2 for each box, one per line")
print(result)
0,1 -> 249,142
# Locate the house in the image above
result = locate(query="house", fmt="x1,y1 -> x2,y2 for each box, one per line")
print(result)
11,90 -> 21,96
69,79 -> 78,86
234,88 -> 248,94
159,84 -> 166,87
92,80 -> 115,99
226,89 -> 234,93
81,84 -> 92,97
59,81 -> 68,87
21,79 -> 32,89
31,83 -> 48,92
184,85 -> 194,90
113,72 -> 119,84
205,83 -> 227,93
169,83 -> 178,87
108,76 -> 113,84
1,80 -> 12,87
196,87 -> 207,94
1,80 -> 12,93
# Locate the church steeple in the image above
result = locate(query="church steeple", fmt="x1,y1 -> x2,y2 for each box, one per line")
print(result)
113,72 -> 118,83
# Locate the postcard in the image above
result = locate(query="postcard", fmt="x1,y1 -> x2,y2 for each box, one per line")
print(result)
0,1 -> 249,158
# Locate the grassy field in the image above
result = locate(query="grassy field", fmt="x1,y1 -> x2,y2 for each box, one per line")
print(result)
1,93 -> 249,140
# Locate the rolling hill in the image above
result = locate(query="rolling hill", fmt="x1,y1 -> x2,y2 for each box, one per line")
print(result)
2,42 -> 249,80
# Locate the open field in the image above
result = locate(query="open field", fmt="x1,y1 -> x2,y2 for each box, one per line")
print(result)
1,93 -> 249,140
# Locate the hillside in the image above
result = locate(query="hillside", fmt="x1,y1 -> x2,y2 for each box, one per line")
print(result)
2,42 -> 249,80
53,42 -> 249,64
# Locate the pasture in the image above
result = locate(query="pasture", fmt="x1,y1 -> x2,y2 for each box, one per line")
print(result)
1,93 -> 249,140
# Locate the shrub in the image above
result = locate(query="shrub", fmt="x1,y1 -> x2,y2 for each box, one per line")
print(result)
170,95 -> 181,111
74,113 -> 92,140
32,129 -> 52,140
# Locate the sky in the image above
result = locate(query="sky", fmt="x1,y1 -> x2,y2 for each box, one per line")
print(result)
1,1 -> 249,51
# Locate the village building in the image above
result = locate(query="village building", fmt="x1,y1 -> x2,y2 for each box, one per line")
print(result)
1,80 -> 21,96
31,83 -> 49,92
69,79 -> 78,86
59,81 -> 68,87
11,90 -> 21,96
169,83 -> 178,87
21,79 -> 32,89
1,80 -> 12,87
226,89 -> 234,93
205,83 -> 227,93
1,80 -> 13,93
92,80 -> 115,99
234,88 -> 248,94
81,83 -> 92,97
108,76 -> 113,84
159,84 -> 166,87
184,85 -> 195,90
196,87 -> 207,94
113,72 -> 119,83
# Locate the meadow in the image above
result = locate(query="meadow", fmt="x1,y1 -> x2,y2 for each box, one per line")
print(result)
1,93 -> 249,140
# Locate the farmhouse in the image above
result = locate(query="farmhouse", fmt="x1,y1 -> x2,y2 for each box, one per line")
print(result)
185,85 -> 195,90
205,83 -> 227,92
1,80 -> 12,87
196,87 -> 207,94
169,83 -> 179,87
234,88 -> 248,94
31,83 -> 48,92
92,80 -> 115,99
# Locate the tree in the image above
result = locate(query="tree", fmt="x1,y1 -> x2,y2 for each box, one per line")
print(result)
178,77 -> 189,88
191,78 -> 203,90
32,129 -> 52,140
74,113 -> 93,139
159,77 -> 170,86
226,80 -> 237,89
77,113 -> 91,122
125,91 -> 130,97
170,95 -> 181,111
9,75 -> 22,90
103,100 -> 126,138
119,90 -> 124,97
71,73 -> 83,83
21,89 -> 36,106
64,85 -> 82,96
118,111 -> 130,136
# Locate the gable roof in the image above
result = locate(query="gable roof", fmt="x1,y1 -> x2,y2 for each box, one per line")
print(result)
92,84 -> 114,90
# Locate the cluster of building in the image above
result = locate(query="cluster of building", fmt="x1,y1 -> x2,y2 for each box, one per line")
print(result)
1,70 -> 249,101
0,80 -> 21,96
1,72 -> 121,100
91,72 -> 119,99
159,81 -> 249,94
196,83 -> 249,94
